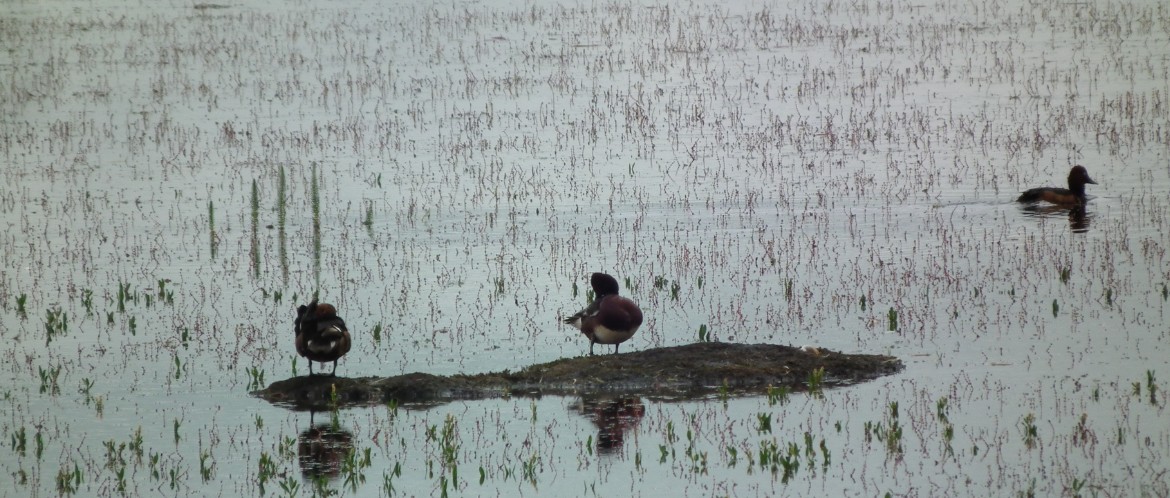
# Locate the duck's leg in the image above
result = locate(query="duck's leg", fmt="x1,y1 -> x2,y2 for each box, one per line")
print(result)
589,341 -> 596,356
330,360 -> 338,377
308,360 -> 315,376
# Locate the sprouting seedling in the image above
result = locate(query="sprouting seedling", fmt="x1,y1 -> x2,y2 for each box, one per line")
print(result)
1059,266 -> 1071,283
697,324 -> 710,342
81,289 -> 94,315
199,451 -> 214,482
1052,299 -> 1059,317
766,385 -> 789,406
859,294 -> 866,311
756,413 -> 772,433
1147,370 -> 1158,405
16,293 -> 28,318
887,307 -> 898,331
1021,413 -> 1038,449
247,366 -> 265,390
807,367 -> 825,394
363,200 -> 374,230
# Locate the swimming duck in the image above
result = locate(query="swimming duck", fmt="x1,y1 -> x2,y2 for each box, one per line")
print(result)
1017,165 -> 1097,205
294,300 -> 352,376
563,273 -> 643,355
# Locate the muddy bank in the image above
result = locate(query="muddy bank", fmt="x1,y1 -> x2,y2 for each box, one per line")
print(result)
252,342 -> 903,411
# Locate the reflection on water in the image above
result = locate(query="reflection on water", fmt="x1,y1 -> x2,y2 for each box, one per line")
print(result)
572,395 -> 646,455
1020,204 -> 1092,233
297,413 -> 355,480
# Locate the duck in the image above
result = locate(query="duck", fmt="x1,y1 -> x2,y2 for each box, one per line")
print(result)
294,300 -> 352,376
1017,165 -> 1097,205
563,272 -> 643,355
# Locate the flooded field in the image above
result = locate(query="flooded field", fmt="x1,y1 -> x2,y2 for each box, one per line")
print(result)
2,0 -> 1169,496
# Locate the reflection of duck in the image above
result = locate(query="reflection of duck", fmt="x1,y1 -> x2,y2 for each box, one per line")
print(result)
573,395 -> 646,454
297,415 -> 354,480
563,273 -> 644,355
1020,203 -> 1092,233
294,300 -> 352,376
1017,165 -> 1097,206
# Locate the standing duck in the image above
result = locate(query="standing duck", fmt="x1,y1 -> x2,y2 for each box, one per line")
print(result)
563,273 -> 643,355
1017,165 -> 1098,206
294,300 -> 352,376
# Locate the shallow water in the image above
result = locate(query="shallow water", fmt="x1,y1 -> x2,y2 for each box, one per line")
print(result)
2,0 -> 1169,496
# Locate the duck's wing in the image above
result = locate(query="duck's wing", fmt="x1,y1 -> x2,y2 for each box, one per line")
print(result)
563,298 -> 603,325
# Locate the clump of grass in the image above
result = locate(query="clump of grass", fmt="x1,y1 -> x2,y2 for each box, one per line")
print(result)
865,402 -> 903,457
1146,370 -> 1158,405
1021,413 -> 1038,449
16,293 -> 28,319
247,366 -> 265,390
756,413 -> 772,433
55,462 -> 82,495
11,426 -> 27,455
37,364 -> 60,395
250,178 -> 260,278
937,397 -> 954,457
257,452 -> 278,495
81,289 -> 94,315
766,385 -> 789,406
363,200 -> 374,235
697,324 -> 710,342
1052,299 -> 1059,317
277,165 -> 288,282
117,281 -> 132,312
44,306 -> 68,345
381,463 -> 402,495
311,162 -> 321,288
199,450 -> 214,482
887,307 -> 898,331
807,367 -> 825,395
341,447 -> 373,491
208,199 -> 218,259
